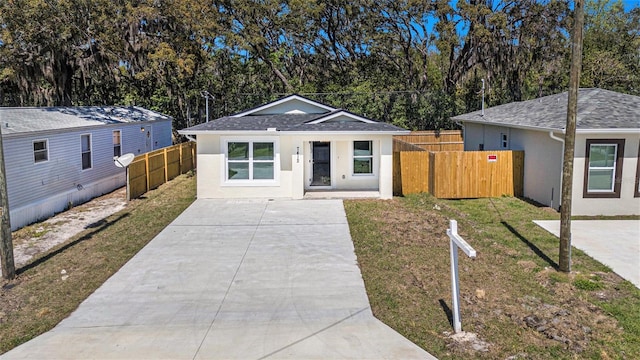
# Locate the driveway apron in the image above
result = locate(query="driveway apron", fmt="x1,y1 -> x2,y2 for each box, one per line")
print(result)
534,220 -> 640,288
2,199 -> 434,359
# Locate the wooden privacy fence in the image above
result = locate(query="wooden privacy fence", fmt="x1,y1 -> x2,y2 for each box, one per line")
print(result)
394,150 -> 524,199
394,130 -> 463,151
128,142 -> 196,200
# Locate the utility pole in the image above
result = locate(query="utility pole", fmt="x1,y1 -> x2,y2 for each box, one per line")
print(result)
0,125 -> 15,280
559,0 -> 585,273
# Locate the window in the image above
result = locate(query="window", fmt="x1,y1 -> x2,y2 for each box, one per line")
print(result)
33,140 -> 48,163
353,141 -> 373,175
583,139 -> 624,198
81,134 -> 92,170
226,141 -> 275,181
113,130 -> 122,158
501,133 -> 508,149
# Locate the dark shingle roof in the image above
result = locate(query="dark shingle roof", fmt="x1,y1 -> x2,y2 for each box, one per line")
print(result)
452,88 -> 640,131
182,111 -> 407,133
0,106 -> 171,135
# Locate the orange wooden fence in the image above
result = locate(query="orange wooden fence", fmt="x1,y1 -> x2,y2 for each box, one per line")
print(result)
128,142 -> 196,200
394,130 -> 463,151
394,150 -> 524,199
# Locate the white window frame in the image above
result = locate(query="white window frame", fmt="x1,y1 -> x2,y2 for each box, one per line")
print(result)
81,134 -> 92,170
33,139 -> 49,164
583,139 -> 624,198
113,130 -> 122,158
352,140 -> 375,176
221,137 -> 280,186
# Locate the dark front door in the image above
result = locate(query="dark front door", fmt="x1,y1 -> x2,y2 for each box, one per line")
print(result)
311,142 -> 331,186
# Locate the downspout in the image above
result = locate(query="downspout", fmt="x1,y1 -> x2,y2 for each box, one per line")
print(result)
549,131 -> 565,210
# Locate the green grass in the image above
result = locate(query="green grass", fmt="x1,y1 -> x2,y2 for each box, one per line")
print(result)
345,194 -> 640,359
0,174 -> 196,354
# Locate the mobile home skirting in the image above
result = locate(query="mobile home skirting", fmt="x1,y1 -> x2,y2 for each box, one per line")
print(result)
9,172 -> 125,231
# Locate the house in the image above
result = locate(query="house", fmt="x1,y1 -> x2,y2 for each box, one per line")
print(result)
178,95 -> 409,199
453,88 -> 640,216
0,106 -> 173,230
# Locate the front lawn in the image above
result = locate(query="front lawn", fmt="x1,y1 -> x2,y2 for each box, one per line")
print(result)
345,194 -> 640,359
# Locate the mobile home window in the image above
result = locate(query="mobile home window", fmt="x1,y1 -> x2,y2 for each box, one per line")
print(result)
583,139 -> 624,198
226,141 -> 275,180
353,141 -> 373,174
33,140 -> 48,163
113,130 -> 122,158
81,134 -> 92,170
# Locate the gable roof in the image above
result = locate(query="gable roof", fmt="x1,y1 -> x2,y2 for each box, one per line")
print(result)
232,94 -> 335,117
0,106 -> 171,136
452,88 -> 640,133
181,95 -> 408,135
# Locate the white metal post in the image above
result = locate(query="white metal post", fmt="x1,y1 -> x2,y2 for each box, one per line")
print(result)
450,224 -> 461,333
447,219 -> 477,333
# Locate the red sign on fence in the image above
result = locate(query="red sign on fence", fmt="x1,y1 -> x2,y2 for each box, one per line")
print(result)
487,154 -> 498,162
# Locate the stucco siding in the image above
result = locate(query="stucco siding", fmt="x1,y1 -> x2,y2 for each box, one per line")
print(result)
572,133 -> 640,216
464,124 -> 563,209
511,129 -> 563,209
195,133 -> 394,199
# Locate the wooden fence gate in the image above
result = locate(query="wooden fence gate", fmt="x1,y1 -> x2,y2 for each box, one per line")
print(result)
394,150 -> 524,199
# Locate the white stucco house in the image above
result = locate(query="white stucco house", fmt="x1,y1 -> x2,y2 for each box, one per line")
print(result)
0,106 -> 173,230
453,88 -> 640,216
178,95 -> 409,199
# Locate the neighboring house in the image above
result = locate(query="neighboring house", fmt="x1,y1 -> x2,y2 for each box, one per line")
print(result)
179,94 -> 408,199
0,106 -> 173,230
453,88 -> 640,216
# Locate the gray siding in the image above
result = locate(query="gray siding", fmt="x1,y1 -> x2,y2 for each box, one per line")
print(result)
3,119 -> 171,229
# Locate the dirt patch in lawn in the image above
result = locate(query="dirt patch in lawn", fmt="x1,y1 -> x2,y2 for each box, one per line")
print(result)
345,196 -> 640,359
11,188 -> 127,268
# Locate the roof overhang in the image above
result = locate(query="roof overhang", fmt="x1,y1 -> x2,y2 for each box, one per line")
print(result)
178,129 -> 409,136
457,118 -> 640,135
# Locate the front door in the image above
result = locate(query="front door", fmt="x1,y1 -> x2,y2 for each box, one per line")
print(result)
311,141 -> 331,186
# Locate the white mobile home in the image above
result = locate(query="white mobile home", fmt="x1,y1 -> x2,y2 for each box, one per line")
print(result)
0,106 -> 172,230
179,95 -> 408,199
454,88 -> 640,216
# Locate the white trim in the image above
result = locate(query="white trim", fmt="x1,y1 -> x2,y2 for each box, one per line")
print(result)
80,133 -> 93,170
220,136 -> 280,187
32,138 -> 49,164
351,140 -> 376,177
307,141 -> 334,189
179,130 -> 409,136
232,95 -> 336,117
307,110 -> 376,124
576,128 -> 640,134
112,129 -> 122,158
459,119 -> 639,135
586,143 -> 618,193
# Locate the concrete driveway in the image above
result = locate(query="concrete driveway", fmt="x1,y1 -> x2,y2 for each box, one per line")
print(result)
534,220 -> 640,288
2,199 -> 434,359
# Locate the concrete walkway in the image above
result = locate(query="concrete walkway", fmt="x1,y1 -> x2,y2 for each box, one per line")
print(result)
2,199 -> 434,359
534,220 -> 640,288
